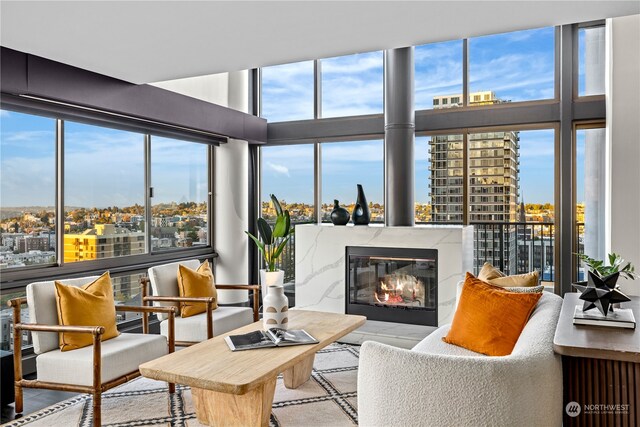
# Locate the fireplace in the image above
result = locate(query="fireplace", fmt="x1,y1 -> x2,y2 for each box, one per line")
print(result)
345,246 -> 438,326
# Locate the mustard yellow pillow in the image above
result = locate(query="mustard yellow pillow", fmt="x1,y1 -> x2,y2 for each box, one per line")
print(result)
477,262 -> 505,281
443,273 -> 542,356
177,260 -> 217,318
54,272 -> 119,352
477,262 -> 539,287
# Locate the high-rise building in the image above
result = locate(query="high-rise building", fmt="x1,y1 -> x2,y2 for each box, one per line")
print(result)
429,91 -> 520,273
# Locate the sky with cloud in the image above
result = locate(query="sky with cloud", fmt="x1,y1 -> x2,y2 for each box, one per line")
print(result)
261,26 -> 563,205
2,26 -> 599,210
1,111 -> 208,208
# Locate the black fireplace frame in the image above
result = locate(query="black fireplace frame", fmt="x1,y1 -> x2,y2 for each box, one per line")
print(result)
345,246 -> 438,326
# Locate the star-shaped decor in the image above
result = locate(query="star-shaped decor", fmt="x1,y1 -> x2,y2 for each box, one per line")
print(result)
574,271 -> 631,316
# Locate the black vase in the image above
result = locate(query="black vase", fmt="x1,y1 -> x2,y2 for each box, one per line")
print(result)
330,200 -> 350,225
352,184 -> 371,225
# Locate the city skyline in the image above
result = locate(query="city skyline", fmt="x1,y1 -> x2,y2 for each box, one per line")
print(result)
261,128 -> 558,206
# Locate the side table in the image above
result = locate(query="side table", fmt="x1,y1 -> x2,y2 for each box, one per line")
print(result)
553,292 -> 639,426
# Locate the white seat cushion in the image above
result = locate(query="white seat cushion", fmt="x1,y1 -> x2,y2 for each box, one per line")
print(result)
148,259 -> 200,320
36,333 -> 167,387
160,306 -> 253,342
411,324 -> 487,357
27,276 -> 101,354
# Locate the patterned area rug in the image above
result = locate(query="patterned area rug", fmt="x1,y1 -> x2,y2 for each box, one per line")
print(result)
3,343 -> 360,427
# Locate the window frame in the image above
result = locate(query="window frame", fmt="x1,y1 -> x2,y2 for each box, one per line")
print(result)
0,110 -> 217,291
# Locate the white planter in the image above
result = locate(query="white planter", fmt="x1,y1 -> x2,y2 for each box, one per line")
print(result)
259,269 -> 284,298
263,285 -> 289,330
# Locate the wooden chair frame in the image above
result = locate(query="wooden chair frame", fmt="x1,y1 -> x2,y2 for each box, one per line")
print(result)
140,277 -> 260,347
7,297 -> 177,427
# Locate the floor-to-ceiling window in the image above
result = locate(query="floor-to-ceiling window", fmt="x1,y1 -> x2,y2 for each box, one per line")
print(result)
0,111 -> 217,351
260,21 -> 605,293
578,25 -> 606,97
261,61 -> 315,122
415,40 -> 463,110
0,111 -> 57,270
575,125 -> 606,281
321,139 -> 384,222
259,144 -> 315,283
64,122 -> 146,263
321,52 -> 383,118
469,27 -> 555,104
150,136 -> 209,251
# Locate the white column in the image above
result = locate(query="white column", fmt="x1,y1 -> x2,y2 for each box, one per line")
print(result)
608,15 -> 640,296
151,70 -> 251,303
215,70 -> 250,303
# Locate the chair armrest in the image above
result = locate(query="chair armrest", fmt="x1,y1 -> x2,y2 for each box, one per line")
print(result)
14,323 -> 105,336
216,284 -> 261,291
216,284 -> 260,322
143,296 -> 216,304
7,297 -> 27,308
115,305 -> 177,314
357,341 -> 562,427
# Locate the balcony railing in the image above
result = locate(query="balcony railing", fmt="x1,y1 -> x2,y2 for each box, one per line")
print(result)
472,222 -> 556,281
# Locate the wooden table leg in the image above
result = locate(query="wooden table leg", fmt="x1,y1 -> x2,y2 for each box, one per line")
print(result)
283,353 -> 315,389
191,377 -> 276,427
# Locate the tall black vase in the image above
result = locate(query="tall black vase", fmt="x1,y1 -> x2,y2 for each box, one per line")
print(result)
352,184 -> 371,225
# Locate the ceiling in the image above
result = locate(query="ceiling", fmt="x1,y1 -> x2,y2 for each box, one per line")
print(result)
1,1 -> 638,84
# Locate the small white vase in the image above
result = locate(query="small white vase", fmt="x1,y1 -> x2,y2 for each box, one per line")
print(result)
259,269 -> 284,298
263,285 -> 289,330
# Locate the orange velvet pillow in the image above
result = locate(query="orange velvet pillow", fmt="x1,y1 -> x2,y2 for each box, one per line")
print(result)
443,272 -> 542,356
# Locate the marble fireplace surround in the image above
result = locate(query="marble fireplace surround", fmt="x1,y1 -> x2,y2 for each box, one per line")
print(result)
294,224 -> 474,346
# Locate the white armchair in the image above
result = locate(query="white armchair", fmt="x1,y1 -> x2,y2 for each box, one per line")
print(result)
141,259 -> 259,346
9,276 -> 176,427
358,292 -> 563,427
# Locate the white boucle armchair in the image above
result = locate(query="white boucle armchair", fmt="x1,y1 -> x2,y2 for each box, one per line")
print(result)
358,291 -> 563,427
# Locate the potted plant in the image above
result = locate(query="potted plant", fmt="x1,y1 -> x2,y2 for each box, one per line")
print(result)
576,252 -> 638,288
246,194 -> 293,297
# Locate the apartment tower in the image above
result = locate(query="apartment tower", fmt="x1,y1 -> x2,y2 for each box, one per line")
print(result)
429,91 -> 520,273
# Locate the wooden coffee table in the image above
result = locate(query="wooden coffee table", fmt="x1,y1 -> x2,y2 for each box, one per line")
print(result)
139,310 -> 366,427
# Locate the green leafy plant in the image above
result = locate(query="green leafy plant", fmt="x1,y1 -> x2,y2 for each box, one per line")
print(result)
245,194 -> 293,272
576,252 -> 639,281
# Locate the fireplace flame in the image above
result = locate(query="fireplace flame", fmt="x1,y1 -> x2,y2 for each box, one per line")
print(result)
374,275 -> 423,306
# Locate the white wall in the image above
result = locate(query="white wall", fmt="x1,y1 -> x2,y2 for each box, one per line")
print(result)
608,14 -> 640,296
151,74 -> 229,106
152,71 -> 251,303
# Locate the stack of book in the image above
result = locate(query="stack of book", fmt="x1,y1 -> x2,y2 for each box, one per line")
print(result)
573,305 -> 636,329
